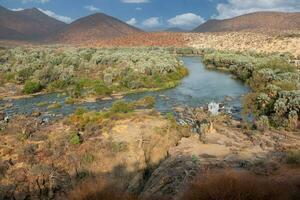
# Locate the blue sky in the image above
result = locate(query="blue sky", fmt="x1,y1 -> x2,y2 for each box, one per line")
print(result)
1,0 -> 300,30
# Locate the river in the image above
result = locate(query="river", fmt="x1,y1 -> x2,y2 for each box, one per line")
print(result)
0,57 -> 249,120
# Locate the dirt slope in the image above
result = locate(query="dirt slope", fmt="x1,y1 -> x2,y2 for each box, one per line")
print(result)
194,12 -> 300,33
0,6 -> 66,41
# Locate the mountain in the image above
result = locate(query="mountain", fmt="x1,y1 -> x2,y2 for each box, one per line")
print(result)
53,13 -> 143,43
194,12 -> 300,32
164,27 -> 188,32
0,6 -> 66,41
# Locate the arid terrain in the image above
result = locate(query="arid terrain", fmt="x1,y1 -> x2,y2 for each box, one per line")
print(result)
0,3 -> 299,200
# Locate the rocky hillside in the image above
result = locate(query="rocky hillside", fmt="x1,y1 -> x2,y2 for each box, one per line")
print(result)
53,13 -> 142,43
0,6 -> 66,41
194,12 -> 300,32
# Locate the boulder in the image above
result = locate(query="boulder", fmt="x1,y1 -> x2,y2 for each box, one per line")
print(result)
0,112 -> 5,121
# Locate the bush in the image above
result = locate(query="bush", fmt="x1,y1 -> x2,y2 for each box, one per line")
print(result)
134,96 -> 156,108
286,150 -> 300,165
203,50 -> 300,130
179,171 -> 299,200
23,81 -> 43,94
110,101 -> 134,114
70,133 -> 81,145
255,116 -> 270,131
75,107 -> 88,115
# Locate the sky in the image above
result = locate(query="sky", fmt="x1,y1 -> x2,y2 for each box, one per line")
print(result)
1,0 -> 300,30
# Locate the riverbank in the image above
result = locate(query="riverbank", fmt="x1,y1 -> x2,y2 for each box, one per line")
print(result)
0,47 -> 188,101
202,50 -> 300,131
0,57 -> 248,122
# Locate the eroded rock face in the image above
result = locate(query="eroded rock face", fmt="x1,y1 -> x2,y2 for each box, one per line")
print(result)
141,156 -> 199,198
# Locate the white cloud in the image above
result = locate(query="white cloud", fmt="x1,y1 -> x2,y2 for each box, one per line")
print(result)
10,8 -> 25,11
121,0 -> 149,3
20,0 -> 50,3
84,5 -> 100,12
215,0 -> 300,19
142,17 -> 162,28
167,13 -> 205,28
136,7 -> 142,10
37,8 -> 72,23
126,18 -> 137,26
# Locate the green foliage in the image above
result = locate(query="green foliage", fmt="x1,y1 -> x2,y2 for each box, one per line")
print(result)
134,96 -> 156,109
1,47 -> 187,98
109,141 -> 128,153
36,101 -> 48,107
286,150 -> 300,165
255,116 -> 270,131
70,133 -> 81,145
65,97 -> 76,105
74,107 -> 88,115
81,153 -> 95,165
165,112 -> 175,121
110,101 -> 134,114
203,50 -> 300,130
18,67 -> 35,83
23,81 -> 43,94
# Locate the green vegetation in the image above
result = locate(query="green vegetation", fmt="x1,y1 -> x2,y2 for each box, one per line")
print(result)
70,132 -> 81,145
69,97 -> 155,130
286,150 -> 300,165
109,141 -> 128,153
23,81 -> 43,94
0,47 -> 187,97
203,50 -> 299,130
81,153 -> 95,165
110,100 -> 134,114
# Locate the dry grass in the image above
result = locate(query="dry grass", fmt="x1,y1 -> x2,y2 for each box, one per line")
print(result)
67,170 -> 300,200
68,178 -> 137,200
179,170 -> 300,200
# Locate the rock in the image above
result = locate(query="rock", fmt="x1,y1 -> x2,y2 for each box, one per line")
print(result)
12,168 -> 27,182
141,157 -> 199,198
31,111 -> 41,117
0,112 -> 4,121
102,96 -> 113,101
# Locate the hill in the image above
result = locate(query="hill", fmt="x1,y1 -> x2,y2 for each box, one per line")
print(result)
0,6 -> 66,41
194,12 -> 300,33
164,27 -> 188,32
53,13 -> 143,43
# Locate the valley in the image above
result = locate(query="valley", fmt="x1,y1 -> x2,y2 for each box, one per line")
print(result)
0,3 -> 299,200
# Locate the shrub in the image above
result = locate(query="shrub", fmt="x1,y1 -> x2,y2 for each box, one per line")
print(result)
81,153 -> 95,165
65,97 -> 76,105
134,96 -> 156,108
110,101 -> 134,114
179,171 -> 299,200
68,178 -> 137,200
23,81 -> 43,94
18,67 -> 35,83
109,141 -> 128,153
75,107 -> 88,115
70,133 -> 81,145
93,84 -> 112,96
255,116 -> 270,131
286,150 -> 300,165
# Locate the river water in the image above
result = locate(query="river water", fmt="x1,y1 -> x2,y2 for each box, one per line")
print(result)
0,57 -> 249,120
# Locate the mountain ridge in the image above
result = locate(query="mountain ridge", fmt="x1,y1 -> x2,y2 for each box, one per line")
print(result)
194,11 -> 300,33
52,12 -> 143,43
0,6 -> 66,41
